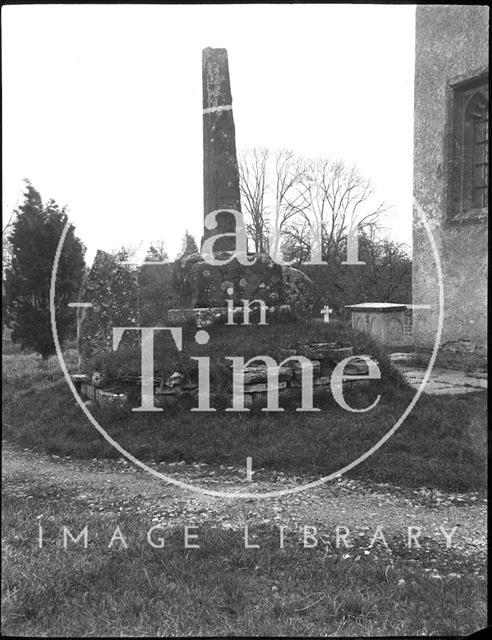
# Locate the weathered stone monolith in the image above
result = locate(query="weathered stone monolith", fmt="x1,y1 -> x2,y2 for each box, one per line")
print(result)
202,47 -> 242,252
168,47 -> 318,318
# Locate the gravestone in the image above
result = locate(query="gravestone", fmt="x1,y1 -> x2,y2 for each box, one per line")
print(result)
77,250 -> 140,363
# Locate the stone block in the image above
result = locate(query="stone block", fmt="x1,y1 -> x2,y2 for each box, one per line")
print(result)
241,365 -> 293,384
172,252 -> 284,308
95,389 -> 128,409
292,360 -> 321,378
342,357 -> 373,376
299,343 -> 354,361
240,381 -> 288,394
91,371 -> 109,388
71,374 -> 90,393
81,383 -> 96,401
346,303 -> 409,347
71,374 -> 91,384
389,352 -> 417,365
165,372 -> 186,388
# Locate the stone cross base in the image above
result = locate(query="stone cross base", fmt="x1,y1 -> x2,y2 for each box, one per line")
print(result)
172,252 -> 285,309
168,304 -> 292,327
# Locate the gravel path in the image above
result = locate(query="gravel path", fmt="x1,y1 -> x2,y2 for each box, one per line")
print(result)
3,441 -> 486,576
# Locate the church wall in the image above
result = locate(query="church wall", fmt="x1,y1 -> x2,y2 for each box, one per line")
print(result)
413,5 -> 488,353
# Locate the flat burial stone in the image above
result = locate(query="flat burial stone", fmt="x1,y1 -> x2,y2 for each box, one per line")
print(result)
345,303 -> 407,313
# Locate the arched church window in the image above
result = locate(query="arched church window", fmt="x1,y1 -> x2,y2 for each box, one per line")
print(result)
463,91 -> 488,211
449,76 -> 488,219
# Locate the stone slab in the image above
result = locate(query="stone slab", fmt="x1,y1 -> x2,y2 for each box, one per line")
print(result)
238,381 -> 288,394
346,303 -> 407,312
299,344 -> 354,361
95,389 -> 128,408
242,365 -> 293,384
389,352 -> 418,365
292,360 -> 321,378
395,365 -> 488,395
71,374 -> 91,384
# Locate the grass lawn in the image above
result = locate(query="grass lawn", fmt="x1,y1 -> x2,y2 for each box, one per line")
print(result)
2,342 -> 487,636
2,486 -> 486,637
2,343 -> 487,493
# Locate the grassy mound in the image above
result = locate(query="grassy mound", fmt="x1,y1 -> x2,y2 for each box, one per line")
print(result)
84,312 -> 402,398
2,323 -> 487,491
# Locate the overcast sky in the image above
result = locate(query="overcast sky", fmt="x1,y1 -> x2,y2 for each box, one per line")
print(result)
3,4 -> 416,264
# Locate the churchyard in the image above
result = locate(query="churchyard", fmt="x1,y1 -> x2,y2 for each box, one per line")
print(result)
2,17 -> 487,637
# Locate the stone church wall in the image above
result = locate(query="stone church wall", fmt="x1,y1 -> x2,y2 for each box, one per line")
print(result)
413,5 -> 488,354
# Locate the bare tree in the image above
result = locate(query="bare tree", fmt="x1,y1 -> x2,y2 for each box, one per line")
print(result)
2,209 -> 17,274
239,150 -> 388,265
239,148 -> 307,257
239,148 -> 270,253
281,220 -> 313,267
269,150 -> 308,261
294,158 -> 388,264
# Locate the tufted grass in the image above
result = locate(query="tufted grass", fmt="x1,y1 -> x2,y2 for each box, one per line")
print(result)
2,331 -> 487,492
1,486 -> 486,637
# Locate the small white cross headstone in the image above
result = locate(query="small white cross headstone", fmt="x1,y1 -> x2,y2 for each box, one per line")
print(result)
321,305 -> 333,323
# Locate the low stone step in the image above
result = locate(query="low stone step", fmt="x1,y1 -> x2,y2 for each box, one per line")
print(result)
299,344 -> 354,361
238,381 -> 288,394
79,382 -> 128,408
292,360 -> 321,378
241,365 -> 293,384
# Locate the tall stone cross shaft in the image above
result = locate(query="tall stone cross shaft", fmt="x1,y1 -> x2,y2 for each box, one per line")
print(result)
202,47 -> 243,252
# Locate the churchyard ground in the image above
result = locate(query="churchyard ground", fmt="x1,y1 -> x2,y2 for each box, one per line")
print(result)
2,345 -> 486,636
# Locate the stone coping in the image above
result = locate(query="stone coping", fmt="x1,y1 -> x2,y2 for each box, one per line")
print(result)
345,303 -> 407,313
72,344 -> 371,409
